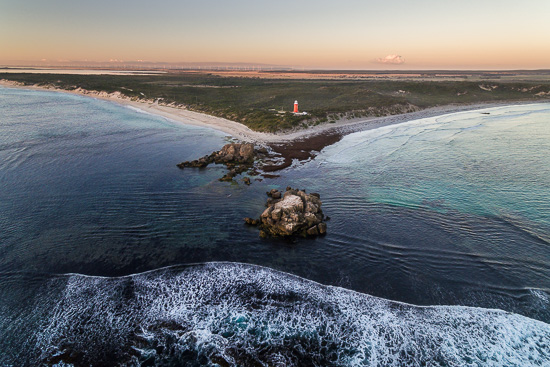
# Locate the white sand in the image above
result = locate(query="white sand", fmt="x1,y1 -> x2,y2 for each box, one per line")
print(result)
1,79 -> 544,144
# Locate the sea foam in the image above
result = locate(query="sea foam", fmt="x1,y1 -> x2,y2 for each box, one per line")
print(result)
4,262 -> 548,366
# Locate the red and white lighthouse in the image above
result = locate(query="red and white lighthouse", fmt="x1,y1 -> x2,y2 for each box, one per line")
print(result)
293,100 -> 299,113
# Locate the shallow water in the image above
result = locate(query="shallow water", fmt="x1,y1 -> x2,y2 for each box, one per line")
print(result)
0,87 -> 549,365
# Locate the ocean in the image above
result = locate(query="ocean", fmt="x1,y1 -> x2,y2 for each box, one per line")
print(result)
0,86 -> 549,365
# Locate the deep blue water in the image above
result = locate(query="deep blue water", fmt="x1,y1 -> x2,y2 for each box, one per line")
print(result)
0,87 -> 549,365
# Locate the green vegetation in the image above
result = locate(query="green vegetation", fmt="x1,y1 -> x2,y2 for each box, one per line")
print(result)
2,72 -> 550,132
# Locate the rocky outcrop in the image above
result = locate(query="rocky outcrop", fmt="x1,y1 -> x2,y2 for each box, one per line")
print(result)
218,143 -> 255,163
177,143 -> 255,168
245,187 -> 327,238
177,143 -> 265,183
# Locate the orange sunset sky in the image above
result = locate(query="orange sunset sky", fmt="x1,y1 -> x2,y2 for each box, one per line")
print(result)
1,0 -> 549,70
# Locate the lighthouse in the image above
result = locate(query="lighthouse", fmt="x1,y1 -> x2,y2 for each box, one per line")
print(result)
293,100 -> 299,113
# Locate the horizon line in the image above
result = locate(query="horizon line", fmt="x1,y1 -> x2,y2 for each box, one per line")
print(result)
1,65 -> 549,73
1,60 -> 549,73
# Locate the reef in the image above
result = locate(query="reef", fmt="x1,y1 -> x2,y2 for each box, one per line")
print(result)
177,143 -> 267,184
245,187 -> 327,238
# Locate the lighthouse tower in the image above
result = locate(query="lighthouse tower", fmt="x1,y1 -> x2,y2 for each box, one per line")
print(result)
293,100 -> 299,113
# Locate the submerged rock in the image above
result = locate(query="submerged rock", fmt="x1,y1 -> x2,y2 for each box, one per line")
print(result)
267,189 -> 282,199
244,217 -> 259,226
245,187 -> 327,238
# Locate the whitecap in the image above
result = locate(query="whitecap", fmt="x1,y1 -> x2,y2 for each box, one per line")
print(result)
4,262 -> 547,366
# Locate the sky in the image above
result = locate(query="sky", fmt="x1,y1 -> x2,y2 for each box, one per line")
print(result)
1,0 -> 549,70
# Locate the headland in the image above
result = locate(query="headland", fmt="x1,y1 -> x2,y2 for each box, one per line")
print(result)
2,70 -> 550,169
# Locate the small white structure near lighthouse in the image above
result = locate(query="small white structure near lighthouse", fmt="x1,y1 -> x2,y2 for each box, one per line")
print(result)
292,100 -> 308,116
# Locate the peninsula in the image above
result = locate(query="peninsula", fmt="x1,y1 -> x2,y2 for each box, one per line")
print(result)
2,69 -> 550,165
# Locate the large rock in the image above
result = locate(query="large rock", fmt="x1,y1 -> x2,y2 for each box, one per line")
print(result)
239,143 -> 255,162
216,143 -> 255,164
251,187 -> 327,238
177,143 -> 257,183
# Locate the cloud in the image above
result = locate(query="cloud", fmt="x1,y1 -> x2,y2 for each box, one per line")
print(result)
376,55 -> 405,64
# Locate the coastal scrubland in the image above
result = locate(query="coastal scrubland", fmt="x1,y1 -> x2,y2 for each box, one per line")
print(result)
2,70 -> 550,132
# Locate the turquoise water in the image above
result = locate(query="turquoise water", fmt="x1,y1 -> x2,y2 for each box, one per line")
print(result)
317,105 -> 550,224
0,87 -> 549,365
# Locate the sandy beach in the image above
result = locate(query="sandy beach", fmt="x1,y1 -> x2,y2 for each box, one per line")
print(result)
0,79 -> 544,148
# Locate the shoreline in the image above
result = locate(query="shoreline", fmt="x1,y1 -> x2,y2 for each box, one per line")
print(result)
2,79 -> 548,171
0,79 -> 549,144
0,79 -> 266,143
2,79 -> 546,142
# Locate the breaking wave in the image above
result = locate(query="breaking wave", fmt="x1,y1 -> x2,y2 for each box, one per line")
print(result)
4,262 -> 549,366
